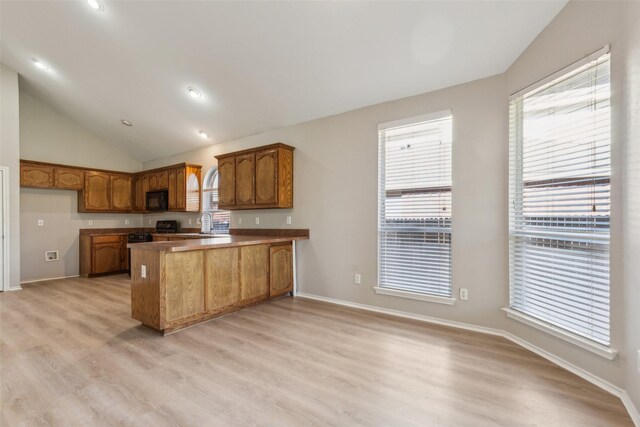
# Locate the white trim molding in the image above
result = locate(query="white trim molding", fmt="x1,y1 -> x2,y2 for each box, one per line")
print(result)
373,286 -> 456,305
0,166 -> 10,292
20,274 -> 80,285
502,307 -> 618,360
621,392 -> 640,427
295,292 -> 637,425
297,292 -> 501,336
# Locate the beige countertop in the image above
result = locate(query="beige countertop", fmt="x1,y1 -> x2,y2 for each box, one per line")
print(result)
128,235 -> 307,252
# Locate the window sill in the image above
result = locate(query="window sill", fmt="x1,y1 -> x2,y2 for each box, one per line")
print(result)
502,308 -> 617,360
373,287 -> 456,305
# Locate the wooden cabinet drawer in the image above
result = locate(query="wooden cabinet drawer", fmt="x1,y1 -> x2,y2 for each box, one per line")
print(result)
93,235 -> 123,244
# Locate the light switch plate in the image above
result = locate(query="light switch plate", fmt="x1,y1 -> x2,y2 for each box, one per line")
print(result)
124,219 -> 129,225
354,273 -> 361,284
255,217 -> 260,225
286,216 -> 292,225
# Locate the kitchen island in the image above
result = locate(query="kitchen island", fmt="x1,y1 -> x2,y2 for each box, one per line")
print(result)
128,233 -> 307,334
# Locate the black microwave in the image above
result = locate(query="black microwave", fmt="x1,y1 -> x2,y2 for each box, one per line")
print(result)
146,190 -> 168,211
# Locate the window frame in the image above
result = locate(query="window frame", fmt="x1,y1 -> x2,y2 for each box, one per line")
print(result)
374,110 -> 455,305
506,45 -> 616,359
201,167 -> 230,234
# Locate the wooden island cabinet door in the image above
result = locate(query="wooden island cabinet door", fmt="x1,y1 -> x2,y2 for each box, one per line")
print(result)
270,243 -> 293,297
239,244 -> 269,302
255,149 -> 278,205
164,252 -> 205,323
205,247 -> 240,310
235,154 -> 255,206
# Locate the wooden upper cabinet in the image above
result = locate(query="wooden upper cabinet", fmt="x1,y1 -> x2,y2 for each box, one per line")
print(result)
20,160 -> 201,213
82,171 -> 111,211
255,149 -> 278,205
235,153 -> 255,206
111,174 -> 132,211
176,168 -> 186,210
55,167 -> 84,190
168,169 -> 177,210
20,162 -> 54,188
149,170 -> 169,190
215,143 -> 294,210
218,157 -> 236,207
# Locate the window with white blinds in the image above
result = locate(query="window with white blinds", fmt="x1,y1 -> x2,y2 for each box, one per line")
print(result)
377,111 -> 452,298
509,48 -> 611,346
202,168 -> 230,234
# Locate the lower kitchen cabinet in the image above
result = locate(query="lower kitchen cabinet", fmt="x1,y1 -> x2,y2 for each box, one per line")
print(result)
80,234 -> 128,277
270,243 -> 293,296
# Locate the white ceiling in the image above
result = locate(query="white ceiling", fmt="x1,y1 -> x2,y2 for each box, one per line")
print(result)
1,1 -> 566,163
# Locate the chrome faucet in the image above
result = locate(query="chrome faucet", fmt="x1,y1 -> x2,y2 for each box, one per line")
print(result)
198,212 -> 213,234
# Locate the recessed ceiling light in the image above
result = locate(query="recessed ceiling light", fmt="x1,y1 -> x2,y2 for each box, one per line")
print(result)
121,120 -> 133,127
187,87 -> 202,99
198,130 -> 209,139
87,0 -> 104,11
32,59 -> 50,71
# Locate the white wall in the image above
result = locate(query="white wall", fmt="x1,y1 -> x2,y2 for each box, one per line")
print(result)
145,74 -> 509,330
19,91 -> 144,283
20,91 -> 142,173
621,0 -> 640,413
0,63 -> 21,289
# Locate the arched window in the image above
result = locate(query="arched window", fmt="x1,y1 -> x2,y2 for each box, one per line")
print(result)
202,167 -> 230,234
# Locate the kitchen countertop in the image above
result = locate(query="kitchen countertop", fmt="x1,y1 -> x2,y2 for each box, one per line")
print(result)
128,235 -> 307,252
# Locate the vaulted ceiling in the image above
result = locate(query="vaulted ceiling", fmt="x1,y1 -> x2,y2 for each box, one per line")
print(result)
1,1 -> 566,162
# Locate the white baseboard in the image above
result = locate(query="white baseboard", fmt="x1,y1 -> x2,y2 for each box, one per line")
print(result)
295,292 -> 639,426
296,292 -> 503,337
20,274 -> 80,285
622,392 -> 640,427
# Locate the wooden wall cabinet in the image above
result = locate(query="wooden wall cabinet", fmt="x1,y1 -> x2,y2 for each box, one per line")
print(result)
111,174 -> 133,211
21,160 -> 84,190
55,167 -> 84,190
80,171 -> 111,211
215,143 -> 294,210
80,234 -> 128,277
21,160 -> 201,213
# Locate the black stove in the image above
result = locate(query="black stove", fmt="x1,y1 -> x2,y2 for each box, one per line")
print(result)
128,232 -> 153,243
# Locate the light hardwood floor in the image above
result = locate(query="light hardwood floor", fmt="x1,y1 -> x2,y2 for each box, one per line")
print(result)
0,275 -> 633,426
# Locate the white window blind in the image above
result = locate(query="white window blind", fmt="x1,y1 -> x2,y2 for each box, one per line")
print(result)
202,168 -> 230,234
509,49 -> 611,346
378,111 -> 452,298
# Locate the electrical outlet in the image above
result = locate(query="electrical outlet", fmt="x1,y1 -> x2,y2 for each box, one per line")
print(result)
88,220 -> 94,226
124,219 -> 130,225
37,219 -> 44,226
188,218 -> 192,225
286,216 -> 292,225
255,217 -> 260,225
148,219 -> 152,225
44,251 -> 59,262
354,273 -> 361,284
141,265 -> 147,279
459,288 -> 469,300
238,217 -> 242,225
